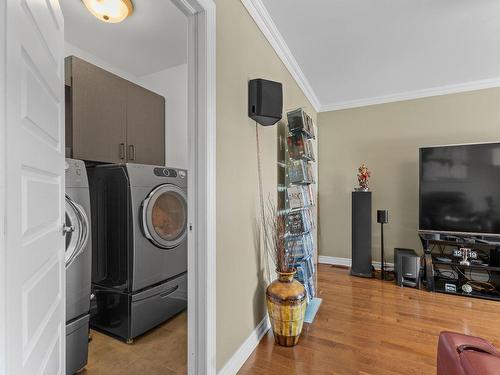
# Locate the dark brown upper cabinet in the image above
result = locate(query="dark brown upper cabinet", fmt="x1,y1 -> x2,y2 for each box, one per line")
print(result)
65,56 -> 165,165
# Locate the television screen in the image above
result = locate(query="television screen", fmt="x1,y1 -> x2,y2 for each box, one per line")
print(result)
419,143 -> 500,235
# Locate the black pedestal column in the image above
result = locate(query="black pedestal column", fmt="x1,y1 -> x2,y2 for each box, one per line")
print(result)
351,191 -> 372,278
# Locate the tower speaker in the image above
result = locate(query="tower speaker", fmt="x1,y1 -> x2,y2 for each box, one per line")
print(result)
351,191 -> 372,278
248,79 -> 283,126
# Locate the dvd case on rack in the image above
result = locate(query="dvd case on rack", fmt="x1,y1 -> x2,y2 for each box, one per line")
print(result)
289,160 -> 314,184
285,232 -> 314,259
286,108 -> 315,139
306,139 -> 315,161
306,278 -> 315,299
304,185 -> 315,207
287,185 -> 315,209
287,133 -> 315,161
287,185 -> 304,209
287,209 -> 313,235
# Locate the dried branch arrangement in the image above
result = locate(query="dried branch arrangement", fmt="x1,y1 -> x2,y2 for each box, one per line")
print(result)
263,199 -> 295,273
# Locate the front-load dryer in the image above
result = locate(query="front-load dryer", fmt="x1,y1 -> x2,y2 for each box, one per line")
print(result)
88,163 -> 187,342
65,159 -> 92,374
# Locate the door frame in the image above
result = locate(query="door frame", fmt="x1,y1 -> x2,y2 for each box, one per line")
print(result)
174,1 -> 217,374
0,0 -> 6,372
0,0 -> 216,374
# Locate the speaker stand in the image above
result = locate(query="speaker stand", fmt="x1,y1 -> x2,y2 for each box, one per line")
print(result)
377,222 -> 394,281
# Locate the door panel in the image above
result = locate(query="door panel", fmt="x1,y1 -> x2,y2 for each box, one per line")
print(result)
4,0 -> 65,374
71,56 -> 127,163
126,83 -> 165,165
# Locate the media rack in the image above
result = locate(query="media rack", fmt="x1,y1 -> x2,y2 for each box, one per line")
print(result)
278,108 -> 321,322
420,231 -> 500,302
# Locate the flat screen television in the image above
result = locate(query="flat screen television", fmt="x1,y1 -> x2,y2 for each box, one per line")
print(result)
419,142 -> 500,236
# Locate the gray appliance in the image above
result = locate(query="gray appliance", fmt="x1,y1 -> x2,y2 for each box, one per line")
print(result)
65,159 -> 92,375
394,248 -> 421,288
88,164 -> 188,342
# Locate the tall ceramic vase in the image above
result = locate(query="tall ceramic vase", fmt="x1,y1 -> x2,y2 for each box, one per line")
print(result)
266,270 -> 307,346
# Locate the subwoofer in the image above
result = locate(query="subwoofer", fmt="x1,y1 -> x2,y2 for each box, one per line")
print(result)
394,248 -> 421,287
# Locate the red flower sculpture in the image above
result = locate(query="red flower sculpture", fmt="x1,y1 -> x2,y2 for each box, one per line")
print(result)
357,163 -> 371,191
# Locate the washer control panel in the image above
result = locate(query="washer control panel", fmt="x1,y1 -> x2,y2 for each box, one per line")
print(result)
153,167 -> 178,178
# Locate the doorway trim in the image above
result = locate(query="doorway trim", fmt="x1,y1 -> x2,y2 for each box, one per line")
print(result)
0,0 -> 6,372
0,0 -> 216,374
172,1 -> 217,374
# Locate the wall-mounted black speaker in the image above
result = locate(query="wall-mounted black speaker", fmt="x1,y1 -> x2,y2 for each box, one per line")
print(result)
377,209 -> 389,224
248,79 -> 283,126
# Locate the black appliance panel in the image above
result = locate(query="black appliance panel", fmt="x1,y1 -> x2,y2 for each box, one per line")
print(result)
88,165 -> 132,291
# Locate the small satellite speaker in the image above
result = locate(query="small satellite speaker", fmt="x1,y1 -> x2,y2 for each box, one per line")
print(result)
377,209 -> 389,224
248,79 -> 283,126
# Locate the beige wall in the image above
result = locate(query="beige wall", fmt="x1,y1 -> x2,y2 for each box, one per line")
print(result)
216,0 -> 316,370
318,88 -> 500,262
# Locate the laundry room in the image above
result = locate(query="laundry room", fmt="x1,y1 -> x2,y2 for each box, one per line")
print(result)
60,1 -> 189,374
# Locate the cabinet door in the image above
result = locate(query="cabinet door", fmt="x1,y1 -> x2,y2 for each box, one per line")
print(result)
126,83 -> 165,165
71,56 -> 127,163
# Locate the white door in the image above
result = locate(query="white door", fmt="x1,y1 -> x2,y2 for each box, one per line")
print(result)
2,0 -> 65,374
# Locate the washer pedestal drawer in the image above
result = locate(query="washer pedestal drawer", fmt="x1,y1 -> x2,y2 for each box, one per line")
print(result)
66,314 -> 89,375
91,272 -> 187,342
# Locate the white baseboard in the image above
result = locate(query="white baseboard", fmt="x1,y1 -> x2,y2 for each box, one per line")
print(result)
318,255 -> 394,270
318,256 -> 352,267
218,315 -> 271,375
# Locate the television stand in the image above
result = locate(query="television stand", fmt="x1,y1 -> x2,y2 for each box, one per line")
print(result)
419,231 -> 500,302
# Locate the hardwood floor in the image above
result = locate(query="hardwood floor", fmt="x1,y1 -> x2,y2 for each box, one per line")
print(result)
80,311 -> 187,375
239,264 -> 500,375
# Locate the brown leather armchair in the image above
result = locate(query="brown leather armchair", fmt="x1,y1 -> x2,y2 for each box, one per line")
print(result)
437,331 -> 500,375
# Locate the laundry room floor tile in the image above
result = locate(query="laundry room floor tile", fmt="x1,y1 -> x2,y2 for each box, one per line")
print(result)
81,311 -> 187,375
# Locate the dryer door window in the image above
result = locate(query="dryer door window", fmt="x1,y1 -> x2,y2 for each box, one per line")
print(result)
65,195 -> 89,268
142,184 -> 187,249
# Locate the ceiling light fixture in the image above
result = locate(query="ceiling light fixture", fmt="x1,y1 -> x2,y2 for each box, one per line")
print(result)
82,0 -> 134,24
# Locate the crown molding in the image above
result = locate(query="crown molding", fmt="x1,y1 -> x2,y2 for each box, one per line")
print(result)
241,0 -> 321,112
320,77 -> 500,112
241,0 -> 500,114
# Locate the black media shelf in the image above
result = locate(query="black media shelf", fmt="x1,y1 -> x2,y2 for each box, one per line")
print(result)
434,279 -> 500,302
432,258 -> 500,272
419,232 -> 500,301
426,238 -> 497,250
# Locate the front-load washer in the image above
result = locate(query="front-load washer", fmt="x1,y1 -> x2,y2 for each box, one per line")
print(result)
88,163 -> 187,342
65,159 -> 92,374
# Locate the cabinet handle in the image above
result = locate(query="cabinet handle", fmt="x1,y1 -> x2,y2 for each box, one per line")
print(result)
128,144 -> 135,161
119,143 -> 125,160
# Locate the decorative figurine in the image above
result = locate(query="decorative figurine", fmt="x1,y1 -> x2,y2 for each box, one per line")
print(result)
356,163 -> 371,191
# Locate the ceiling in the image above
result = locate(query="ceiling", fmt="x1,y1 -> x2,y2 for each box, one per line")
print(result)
256,0 -> 500,110
60,0 -> 187,76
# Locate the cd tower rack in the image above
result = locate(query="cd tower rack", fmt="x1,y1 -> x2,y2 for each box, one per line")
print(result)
278,108 -> 321,321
